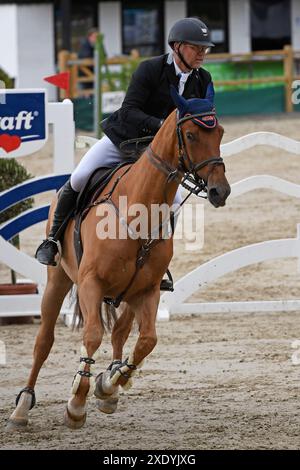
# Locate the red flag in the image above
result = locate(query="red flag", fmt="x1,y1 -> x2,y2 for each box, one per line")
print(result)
44,72 -> 70,94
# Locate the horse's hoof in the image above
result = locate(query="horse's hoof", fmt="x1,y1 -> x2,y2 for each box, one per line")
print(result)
96,397 -> 119,414
94,372 -> 107,399
6,418 -> 28,432
63,406 -> 86,429
94,371 -> 117,399
94,371 -> 119,413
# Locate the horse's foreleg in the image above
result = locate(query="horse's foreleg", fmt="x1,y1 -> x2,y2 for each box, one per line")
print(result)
7,266 -> 73,430
109,289 -> 160,391
65,275 -> 104,429
95,303 -> 135,414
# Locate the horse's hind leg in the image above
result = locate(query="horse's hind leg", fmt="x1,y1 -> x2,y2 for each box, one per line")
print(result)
64,275 -> 104,429
7,265 -> 73,430
95,303 -> 135,414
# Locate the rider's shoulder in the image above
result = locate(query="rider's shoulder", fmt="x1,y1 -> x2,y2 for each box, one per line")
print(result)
198,67 -> 212,83
132,54 -> 167,83
136,54 -> 168,72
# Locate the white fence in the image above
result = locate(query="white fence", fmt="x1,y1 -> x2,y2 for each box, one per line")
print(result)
158,132 -> 300,320
1,130 -> 300,321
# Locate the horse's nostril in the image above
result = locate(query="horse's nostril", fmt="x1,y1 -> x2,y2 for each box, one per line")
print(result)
209,188 -> 219,199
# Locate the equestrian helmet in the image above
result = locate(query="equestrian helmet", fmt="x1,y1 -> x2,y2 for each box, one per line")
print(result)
168,17 -> 214,48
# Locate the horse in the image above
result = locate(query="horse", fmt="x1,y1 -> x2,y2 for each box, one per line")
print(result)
7,84 -> 230,430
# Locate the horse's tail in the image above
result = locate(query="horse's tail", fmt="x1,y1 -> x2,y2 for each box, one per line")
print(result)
72,293 -> 118,332
103,303 -> 118,332
72,293 -> 83,330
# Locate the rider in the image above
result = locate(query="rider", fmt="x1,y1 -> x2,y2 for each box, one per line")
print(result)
35,17 -> 215,288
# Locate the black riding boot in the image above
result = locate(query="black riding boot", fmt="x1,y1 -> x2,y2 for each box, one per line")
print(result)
35,180 -> 78,266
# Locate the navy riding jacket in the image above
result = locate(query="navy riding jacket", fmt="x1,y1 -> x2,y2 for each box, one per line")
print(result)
101,53 -> 212,148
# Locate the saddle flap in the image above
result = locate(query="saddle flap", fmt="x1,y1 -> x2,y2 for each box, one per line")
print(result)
73,161 -> 134,267
75,167 -> 113,215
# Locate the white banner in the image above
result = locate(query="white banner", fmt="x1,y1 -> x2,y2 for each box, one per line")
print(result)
102,91 -> 125,114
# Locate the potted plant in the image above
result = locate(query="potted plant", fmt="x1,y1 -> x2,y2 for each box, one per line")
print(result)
0,158 -> 37,325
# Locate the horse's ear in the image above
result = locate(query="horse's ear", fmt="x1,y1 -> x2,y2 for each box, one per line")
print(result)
205,82 -> 215,105
170,85 -> 188,115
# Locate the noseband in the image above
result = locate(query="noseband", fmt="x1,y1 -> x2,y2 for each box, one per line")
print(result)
147,111 -> 225,197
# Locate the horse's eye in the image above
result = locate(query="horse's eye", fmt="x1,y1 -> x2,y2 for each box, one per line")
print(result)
186,132 -> 194,141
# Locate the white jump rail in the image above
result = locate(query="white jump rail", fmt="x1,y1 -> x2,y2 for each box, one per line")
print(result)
159,225 -> 300,319
1,131 -> 300,321
221,131 -> 300,157
158,132 -> 300,320
0,232 -> 73,318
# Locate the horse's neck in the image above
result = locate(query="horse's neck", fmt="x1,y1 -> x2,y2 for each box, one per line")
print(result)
151,117 -> 179,168
128,117 -> 179,206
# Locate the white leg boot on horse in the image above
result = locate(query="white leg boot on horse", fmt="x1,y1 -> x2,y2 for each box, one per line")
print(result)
105,289 -> 159,394
95,303 -> 135,414
7,265 -> 73,431
64,345 -> 99,429
64,276 -> 104,429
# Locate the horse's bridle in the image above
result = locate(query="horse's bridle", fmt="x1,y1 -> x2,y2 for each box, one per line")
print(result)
147,110 -> 225,197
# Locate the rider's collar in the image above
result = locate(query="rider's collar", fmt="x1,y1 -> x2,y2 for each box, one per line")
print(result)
173,58 -> 192,78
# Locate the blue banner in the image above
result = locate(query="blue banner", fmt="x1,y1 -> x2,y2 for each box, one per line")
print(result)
0,92 -> 46,141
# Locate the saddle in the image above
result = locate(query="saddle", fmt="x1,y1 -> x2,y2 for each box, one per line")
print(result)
73,160 -> 135,266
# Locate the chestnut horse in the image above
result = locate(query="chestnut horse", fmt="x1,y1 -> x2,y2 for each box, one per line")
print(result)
8,85 -> 230,430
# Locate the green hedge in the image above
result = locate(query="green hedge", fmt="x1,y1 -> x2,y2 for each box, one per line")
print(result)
0,159 -> 33,225
215,85 -> 285,115
0,67 -> 13,89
